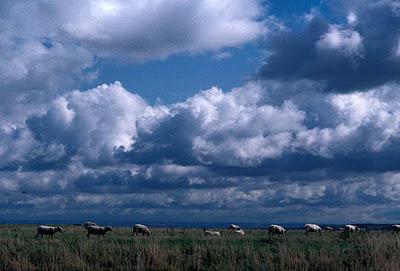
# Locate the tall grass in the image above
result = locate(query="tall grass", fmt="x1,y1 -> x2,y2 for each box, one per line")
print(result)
0,225 -> 399,270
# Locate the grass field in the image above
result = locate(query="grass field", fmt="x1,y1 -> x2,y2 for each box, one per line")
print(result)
0,225 -> 399,271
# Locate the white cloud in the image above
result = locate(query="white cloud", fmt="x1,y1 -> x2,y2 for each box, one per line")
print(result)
5,0 -> 400,222
0,126 -> 38,169
133,84 -> 306,166
0,2 -> 96,126
113,81 -> 400,165
6,79 -> 400,171
347,11 -> 358,25
27,82 -> 147,164
316,25 -> 363,56
214,51 -> 232,60
0,0 -> 267,127
182,188 -> 263,207
58,0 -> 266,61
325,85 -> 400,152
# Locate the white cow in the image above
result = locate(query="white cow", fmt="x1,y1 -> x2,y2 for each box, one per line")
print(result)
268,224 -> 287,236
304,224 -> 321,235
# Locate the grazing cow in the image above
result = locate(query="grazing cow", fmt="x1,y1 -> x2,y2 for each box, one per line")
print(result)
86,226 -> 112,238
35,225 -> 63,238
268,224 -> 287,236
82,221 -> 97,229
324,226 -> 335,232
132,224 -> 151,236
304,224 -> 322,235
229,224 -> 241,231
344,224 -> 360,233
203,227 -> 221,236
393,224 -> 400,233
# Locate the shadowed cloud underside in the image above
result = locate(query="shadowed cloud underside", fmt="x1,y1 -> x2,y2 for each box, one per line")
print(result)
1,0 -> 400,223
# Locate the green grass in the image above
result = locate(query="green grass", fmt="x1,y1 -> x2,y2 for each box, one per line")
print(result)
0,225 -> 400,270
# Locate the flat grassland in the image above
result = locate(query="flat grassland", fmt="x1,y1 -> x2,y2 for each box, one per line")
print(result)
0,225 -> 399,271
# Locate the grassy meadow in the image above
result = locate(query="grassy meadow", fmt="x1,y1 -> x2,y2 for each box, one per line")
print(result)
0,225 -> 399,270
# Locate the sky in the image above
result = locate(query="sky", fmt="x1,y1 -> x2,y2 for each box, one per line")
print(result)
2,0 -> 400,224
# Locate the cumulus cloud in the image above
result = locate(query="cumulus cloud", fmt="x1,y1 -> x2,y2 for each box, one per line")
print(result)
0,1 -> 96,126
2,0 -> 265,62
52,0 -> 266,61
4,0 -> 400,223
316,25 -> 363,57
0,0 -> 266,125
3,78 -> 400,221
9,78 -> 400,172
115,81 -> 400,167
347,11 -> 357,25
26,82 -> 147,166
258,0 -> 400,92
116,84 -> 306,167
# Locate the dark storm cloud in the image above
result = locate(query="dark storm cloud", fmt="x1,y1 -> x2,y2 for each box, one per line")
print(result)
258,1 -> 400,92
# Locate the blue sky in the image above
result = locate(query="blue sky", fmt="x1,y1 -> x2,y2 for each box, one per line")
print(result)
95,44 -> 261,103
89,0 -> 326,104
2,0 -> 400,224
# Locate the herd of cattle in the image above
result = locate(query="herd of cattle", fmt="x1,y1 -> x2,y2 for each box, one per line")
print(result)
34,222 -> 400,238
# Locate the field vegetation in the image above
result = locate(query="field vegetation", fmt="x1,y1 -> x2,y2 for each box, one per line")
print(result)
0,225 -> 399,270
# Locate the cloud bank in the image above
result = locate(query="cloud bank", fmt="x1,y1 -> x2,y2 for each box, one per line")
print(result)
2,79 -> 400,223
0,0 -> 265,123
2,0 -> 400,223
